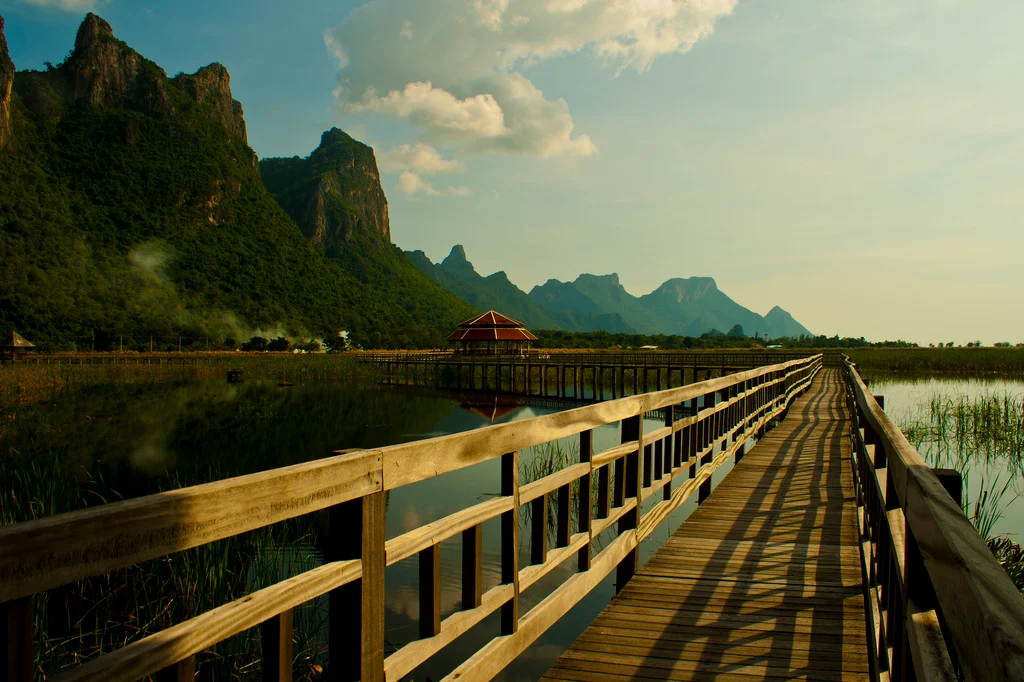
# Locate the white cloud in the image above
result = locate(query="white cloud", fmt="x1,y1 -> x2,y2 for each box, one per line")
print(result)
398,171 -> 472,197
379,143 -> 465,174
326,0 -> 734,158
350,82 -> 507,140
323,30 -> 349,68
474,0 -> 509,30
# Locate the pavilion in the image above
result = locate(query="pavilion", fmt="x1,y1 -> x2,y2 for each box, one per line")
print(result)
3,332 -> 35,362
447,311 -> 538,355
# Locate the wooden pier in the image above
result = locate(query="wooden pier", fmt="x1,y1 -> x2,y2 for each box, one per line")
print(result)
544,370 -> 869,680
1,355 -> 1022,681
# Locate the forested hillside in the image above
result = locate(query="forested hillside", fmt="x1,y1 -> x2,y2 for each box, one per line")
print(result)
0,13 -> 472,350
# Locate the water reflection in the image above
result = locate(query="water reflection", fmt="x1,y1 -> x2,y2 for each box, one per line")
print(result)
3,380 -> 744,680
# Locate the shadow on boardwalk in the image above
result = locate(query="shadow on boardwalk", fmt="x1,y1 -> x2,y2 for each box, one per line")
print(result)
544,370 -> 870,681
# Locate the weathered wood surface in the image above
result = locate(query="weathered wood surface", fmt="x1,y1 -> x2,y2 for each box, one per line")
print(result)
544,370 -> 870,681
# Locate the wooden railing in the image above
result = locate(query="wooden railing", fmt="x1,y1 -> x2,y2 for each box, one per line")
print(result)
359,349 -> 834,367
0,356 -> 821,682
841,358 -> 1024,681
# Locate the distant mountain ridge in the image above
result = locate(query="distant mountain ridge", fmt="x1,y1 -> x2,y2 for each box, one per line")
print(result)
410,246 -> 635,333
409,245 -> 813,339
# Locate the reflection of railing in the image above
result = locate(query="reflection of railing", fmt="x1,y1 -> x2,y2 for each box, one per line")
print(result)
0,356 -> 821,681
841,358 -> 1024,681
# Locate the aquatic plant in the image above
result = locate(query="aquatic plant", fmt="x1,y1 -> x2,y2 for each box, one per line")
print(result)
848,347 -> 1024,376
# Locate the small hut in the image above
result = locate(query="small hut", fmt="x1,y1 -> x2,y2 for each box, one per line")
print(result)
3,332 -> 35,362
447,311 -> 538,356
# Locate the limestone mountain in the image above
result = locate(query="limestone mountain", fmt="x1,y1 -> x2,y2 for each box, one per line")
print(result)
258,130 -> 470,334
0,13 -> 472,348
260,128 -> 390,250
409,246 -> 635,333
762,306 -> 810,339
639,277 -> 765,337
413,245 -> 812,338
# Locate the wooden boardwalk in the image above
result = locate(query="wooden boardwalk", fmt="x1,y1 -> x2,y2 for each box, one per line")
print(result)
544,370 -> 869,681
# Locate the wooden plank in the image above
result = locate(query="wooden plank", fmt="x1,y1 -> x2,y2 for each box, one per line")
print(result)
0,449 -> 382,602
545,370 -> 869,682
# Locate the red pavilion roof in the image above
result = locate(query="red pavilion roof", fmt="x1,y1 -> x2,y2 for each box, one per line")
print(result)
456,310 -> 527,328
447,310 -> 538,342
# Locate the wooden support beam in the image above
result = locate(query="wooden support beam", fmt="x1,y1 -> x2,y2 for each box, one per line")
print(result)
262,609 -> 293,682
501,451 -> 521,634
1,596 -> 33,682
419,544 -> 442,638
579,430 -> 594,571
327,491 -> 385,682
616,415 -> 642,591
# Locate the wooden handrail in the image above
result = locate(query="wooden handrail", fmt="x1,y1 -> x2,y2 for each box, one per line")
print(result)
0,356 -> 822,682
841,358 -> 1024,682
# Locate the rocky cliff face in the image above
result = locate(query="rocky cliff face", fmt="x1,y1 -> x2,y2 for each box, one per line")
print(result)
0,15 -> 14,151
63,14 -> 169,113
171,62 -> 247,143
260,127 -> 391,251
37,14 -> 248,144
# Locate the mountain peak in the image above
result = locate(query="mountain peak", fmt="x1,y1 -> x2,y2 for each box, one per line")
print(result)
447,244 -> 468,263
576,272 -> 620,288
317,127 -> 360,151
75,13 -> 114,52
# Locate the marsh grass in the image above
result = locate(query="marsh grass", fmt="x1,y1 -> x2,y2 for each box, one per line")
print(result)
0,354 -> 383,679
894,388 -> 1024,593
848,347 -> 1024,376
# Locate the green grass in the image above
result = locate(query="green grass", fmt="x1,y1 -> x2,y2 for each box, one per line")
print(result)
848,347 -> 1024,375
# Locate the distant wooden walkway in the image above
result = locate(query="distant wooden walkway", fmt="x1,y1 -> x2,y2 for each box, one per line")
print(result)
544,370 -> 869,681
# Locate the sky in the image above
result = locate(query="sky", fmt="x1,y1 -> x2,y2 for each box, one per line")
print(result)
2,0 -> 1022,345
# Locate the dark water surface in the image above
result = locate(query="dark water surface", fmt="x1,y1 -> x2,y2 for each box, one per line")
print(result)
2,379 -> 742,680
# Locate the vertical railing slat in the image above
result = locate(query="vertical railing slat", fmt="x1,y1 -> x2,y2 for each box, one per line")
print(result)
500,451 -> 521,634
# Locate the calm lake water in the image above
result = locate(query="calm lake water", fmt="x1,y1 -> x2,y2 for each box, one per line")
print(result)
862,374 -> 1024,540
7,371 -> 1021,679
2,378 -> 740,680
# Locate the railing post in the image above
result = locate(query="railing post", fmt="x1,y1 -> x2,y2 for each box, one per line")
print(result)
616,415 -> 642,591
419,544 -> 442,638
328,491 -> 385,682
698,392 -> 715,504
262,609 -> 294,682
1,597 -> 33,682
579,429 -> 594,571
500,451 -> 521,634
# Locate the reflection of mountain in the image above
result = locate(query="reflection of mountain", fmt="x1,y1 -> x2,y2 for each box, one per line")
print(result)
5,381 -> 462,504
